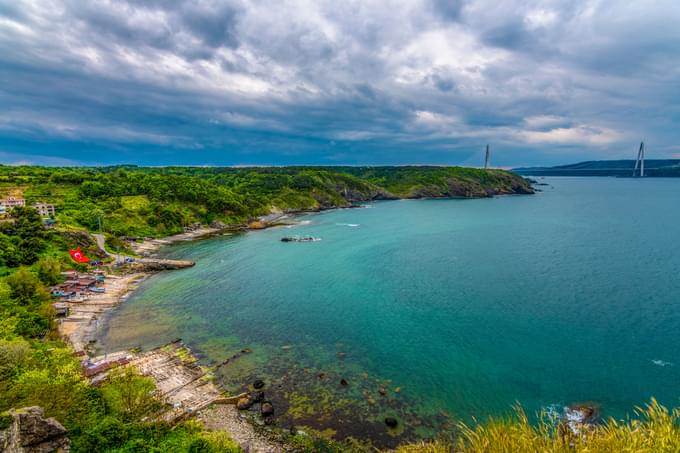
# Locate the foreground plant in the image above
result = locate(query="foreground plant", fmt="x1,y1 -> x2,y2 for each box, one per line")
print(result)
393,399 -> 680,453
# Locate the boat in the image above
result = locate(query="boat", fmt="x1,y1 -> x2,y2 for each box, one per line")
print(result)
280,236 -> 321,242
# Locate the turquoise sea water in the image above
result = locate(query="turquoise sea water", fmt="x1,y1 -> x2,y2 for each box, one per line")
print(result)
100,177 -> 680,444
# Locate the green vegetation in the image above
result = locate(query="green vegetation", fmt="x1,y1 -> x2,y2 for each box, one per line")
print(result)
0,291 -> 241,451
394,400 -> 680,452
1,165 -> 533,238
0,207 -> 241,451
11,165 -> 680,452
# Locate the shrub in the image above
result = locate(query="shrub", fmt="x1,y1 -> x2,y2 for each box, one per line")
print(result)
36,256 -> 62,285
5,268 -> 49,306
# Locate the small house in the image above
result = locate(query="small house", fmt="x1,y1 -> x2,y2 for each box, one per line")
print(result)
33,203 -> 56,217
3,197 -> 25,208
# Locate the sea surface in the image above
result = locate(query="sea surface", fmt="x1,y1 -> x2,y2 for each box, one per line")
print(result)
100,177 -> 680,445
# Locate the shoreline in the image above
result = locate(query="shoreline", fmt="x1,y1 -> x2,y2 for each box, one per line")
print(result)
59,225 -> 291,452
58,270 -> 285,452
129,226 -> 228,256
65,194 -> 536,449
58,272 -> 149,354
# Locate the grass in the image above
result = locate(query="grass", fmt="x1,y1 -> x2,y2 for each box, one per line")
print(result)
393,399 -> 680,453
120,195 -> 151,211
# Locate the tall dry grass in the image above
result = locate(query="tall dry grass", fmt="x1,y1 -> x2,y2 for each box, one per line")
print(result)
393,399 -> 680,453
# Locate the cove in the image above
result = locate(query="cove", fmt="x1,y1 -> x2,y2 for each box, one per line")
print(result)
99,177 -> 680,445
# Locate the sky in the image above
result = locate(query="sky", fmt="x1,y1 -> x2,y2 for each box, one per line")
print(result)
0,0 -> 679,167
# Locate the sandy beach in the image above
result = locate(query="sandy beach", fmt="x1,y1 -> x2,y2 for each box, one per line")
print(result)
130,227 -> 226,256
58,273 -> 148,353
58,229 -> 284,452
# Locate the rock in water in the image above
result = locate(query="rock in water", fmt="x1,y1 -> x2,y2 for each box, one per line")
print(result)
1,406 -> 70,452
261,402 -> 275,417
253,379 -> 265,390
236,396 -> 254,410
384,417 -> 398,428
252,391 -> 265,403
340,378 -> 349,386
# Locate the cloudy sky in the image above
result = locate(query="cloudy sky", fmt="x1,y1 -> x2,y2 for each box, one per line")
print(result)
0,0 -> 678,167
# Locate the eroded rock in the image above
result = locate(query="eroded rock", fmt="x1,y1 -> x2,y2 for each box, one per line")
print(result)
1,406 -> 70,453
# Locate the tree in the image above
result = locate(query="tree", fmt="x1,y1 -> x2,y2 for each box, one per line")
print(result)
9,207 -> 45,241
36,256 -> 62,286
0,207 -> 46,265
0,233 -> 19,267
102,367 -> 160,421
5,268 -> 48,306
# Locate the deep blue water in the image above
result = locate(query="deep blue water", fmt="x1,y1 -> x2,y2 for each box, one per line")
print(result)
101,177 -> 680,438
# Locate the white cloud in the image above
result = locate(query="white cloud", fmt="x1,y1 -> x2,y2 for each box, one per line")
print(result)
0,0 -> 678,164
524,115 -> 567,128
518,125 -> 623,146
524,9 -> 558,29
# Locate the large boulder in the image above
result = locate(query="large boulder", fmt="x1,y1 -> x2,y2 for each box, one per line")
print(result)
1,406 -> 70,452
236,396 -> 255,410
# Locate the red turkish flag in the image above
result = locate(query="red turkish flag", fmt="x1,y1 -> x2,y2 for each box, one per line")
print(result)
69,247 -> 90,263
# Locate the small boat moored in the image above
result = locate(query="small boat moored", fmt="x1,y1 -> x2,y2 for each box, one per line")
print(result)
281,236 -> 321,242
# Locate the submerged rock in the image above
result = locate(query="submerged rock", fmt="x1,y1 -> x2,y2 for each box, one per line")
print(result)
384,417 -> 398,428
253,379 -> 265,390
340,378 -> 349,386
236,396 -> 254,410
551,403 -> 600,437
564,403 -> 600,433
261,401 -> 275,417
252,391 -> 265,403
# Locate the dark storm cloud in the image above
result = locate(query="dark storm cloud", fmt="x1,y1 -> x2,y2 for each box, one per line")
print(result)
430,0 -> 465,22
0,0 -> 678,166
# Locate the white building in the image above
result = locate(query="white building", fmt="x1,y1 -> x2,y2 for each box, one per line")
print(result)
33,203 -> 56,217
4,197 -> 25,208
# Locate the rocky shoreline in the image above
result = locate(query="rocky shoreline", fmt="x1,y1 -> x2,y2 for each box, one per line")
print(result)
61,191 -> 539,451
57,229 -> 289,452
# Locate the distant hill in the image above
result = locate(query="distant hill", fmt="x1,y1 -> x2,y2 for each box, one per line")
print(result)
514,159 -> 680,177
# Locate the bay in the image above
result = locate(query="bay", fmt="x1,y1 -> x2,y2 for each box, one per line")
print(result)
100,177 -> 680,444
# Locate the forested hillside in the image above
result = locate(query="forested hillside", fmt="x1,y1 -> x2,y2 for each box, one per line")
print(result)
514,159 -> 680,177
0,166 -> 533,238
3,166 -> 680,452
0,165 -> 532,451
